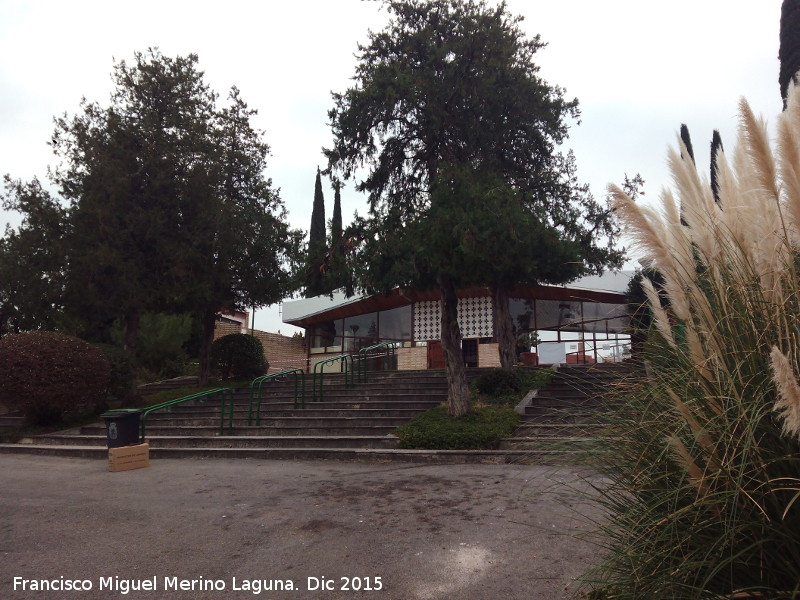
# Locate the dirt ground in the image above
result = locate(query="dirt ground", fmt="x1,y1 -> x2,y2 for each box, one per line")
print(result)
0,455 -> 607,600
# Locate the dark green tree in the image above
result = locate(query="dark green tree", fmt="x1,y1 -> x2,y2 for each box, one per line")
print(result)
184,89 -> 302,383
326,0 -> 621,414
781,0 -> 800,108
0,177 -> 68,336
331,180 -> 343,244
305,168 -> 327,297
51,50 -> 216,360
49,50 -> 301,382
710,129 -> 724,204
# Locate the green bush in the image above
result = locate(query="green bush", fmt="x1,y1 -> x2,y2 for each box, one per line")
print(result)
111,312 -> 192,379
472,368 -> 522,396
394,405 -> 519,450
211,334 -> 267,380
0,331 -> 111,425
471,367 -> 554,407
93,343 -> 136,404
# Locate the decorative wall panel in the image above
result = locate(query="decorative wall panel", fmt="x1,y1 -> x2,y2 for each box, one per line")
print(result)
414,300 -> 440,341
413,296 -> 494,341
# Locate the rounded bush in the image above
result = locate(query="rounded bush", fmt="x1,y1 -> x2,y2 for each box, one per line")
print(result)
0,331 -> 111,425
472,368 -> 522,397
211,334 -> 267,380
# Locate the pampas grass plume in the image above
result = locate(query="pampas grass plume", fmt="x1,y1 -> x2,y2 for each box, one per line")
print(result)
770,346 -> 800,440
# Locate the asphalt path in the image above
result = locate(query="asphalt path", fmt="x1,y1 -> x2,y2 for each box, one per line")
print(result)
0,455 -> 606,600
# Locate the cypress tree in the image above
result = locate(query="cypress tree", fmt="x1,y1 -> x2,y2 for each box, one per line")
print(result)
780,0 -> 800,109
331,180 -> 343,245
305,168 -> 327,297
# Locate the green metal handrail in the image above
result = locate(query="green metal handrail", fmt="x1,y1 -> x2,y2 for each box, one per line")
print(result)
248,369 -> 305,425
139,387 -> 234,440
312,354 -> 354,401
356,342 -> 399,383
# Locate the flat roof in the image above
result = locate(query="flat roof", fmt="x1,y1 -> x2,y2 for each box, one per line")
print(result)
282,272 -> 634,329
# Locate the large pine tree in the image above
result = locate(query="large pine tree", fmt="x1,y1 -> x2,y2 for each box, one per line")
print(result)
326,0 -> 621,415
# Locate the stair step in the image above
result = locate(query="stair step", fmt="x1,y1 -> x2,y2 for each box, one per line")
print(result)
28,434 -> 401,449
0,442 -> 584,464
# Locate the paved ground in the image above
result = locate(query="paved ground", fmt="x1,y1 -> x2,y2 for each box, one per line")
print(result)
0,455 -> 607,600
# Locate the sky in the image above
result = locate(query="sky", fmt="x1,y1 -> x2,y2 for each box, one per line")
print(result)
0,0 -> 785,334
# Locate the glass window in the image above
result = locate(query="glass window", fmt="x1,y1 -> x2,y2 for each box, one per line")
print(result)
536,300 -> 582,331
582,302 -> 630,333
379,305 -> 412,340
310,320 -> 342,350
509,298 -> 535,332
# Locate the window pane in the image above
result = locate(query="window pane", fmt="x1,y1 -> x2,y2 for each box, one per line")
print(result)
379,305 -> 412,340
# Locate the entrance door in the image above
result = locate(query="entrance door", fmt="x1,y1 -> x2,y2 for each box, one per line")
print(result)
462,339 -> 478,368
427,341 -> 445,369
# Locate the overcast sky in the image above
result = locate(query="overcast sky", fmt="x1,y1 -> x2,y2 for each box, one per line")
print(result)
0,0 -> 784,333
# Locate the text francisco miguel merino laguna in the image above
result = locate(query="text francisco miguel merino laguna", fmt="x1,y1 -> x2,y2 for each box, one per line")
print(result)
13,575 -> 385,594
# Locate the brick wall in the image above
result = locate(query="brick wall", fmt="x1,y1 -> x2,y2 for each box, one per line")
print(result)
398,346 -> 428,370
478,342 -> 501,368
213,322 -> 307,372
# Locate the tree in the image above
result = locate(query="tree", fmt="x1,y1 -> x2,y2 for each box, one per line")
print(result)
49,50 -> 301,382
51,50 -> 216,360
0,177 -> 68,336
183,89 -> 302,383
331,180 -> 343,245
326,0 -> 621,415
305,168 -> 327,297
780,0 -> 800,109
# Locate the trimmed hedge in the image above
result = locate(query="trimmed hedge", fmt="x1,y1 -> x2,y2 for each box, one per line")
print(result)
394,405 -> 519,450
210,333 -> 268,380
0,331 -> 111,425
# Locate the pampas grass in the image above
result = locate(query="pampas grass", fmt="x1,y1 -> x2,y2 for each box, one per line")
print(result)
586,83 -> 800,599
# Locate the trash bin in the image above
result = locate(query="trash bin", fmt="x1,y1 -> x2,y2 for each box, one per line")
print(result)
100,409 -> 142,449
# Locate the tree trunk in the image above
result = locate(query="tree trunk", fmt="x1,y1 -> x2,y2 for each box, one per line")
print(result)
124,309 -> 140,363
492,286 -> 516,371
198,309 -> 216,386
438,274 -> 471,417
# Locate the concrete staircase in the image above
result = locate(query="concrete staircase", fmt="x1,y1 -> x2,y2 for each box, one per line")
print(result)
0,364 -> 638,464
0,370 -> 466,462
499,362 -> 639,462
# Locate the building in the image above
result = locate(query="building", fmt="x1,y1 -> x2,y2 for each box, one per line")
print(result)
282,272 -> 634,370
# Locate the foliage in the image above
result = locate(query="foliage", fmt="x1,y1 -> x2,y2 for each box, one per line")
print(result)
305,168 -> 328,297
394,404 -> 519,450
0,178 -> 69,336
472,368 -> 523,397
589,87 -> 800,598
471,367 -> 553,407
326,0 -> 622,399
93,343 -> 136,404
111,313 -> 192,379
210,334 -> 267,380
45,50 -> 301,384
0,331 -> 110,425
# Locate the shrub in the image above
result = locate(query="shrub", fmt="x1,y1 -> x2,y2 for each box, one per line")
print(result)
394,405 -> 519,450
0,331 -> 111,425
211,334 -> 267,380
471,368 -> 522,397
111,312 -> 192,379
589,89 -> 800,597
471,367 -> 553,407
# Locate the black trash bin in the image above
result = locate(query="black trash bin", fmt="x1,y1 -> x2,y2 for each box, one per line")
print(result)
100,409 -> 142,449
